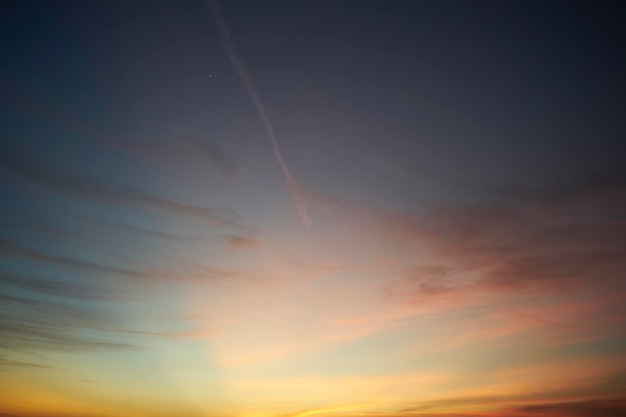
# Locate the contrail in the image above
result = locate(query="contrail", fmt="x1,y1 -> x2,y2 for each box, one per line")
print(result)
206,0 -> 312,227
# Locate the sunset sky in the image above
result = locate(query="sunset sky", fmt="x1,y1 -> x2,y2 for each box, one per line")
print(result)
1,1 -> 625,417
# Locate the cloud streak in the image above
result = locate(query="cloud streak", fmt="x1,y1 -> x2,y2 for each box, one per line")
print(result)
501,399 -> 626,417
417,169 -> 626,294
206,0 -> 312,227
0,157 -> 248,230
0,292 -> 141,352
223,234 -> 262,250
0,240 -> 151,280
0,270 -> 126,301
304,164 -> 626,301
188,137 -> 244,179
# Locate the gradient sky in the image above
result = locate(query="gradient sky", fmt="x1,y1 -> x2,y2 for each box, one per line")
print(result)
1,1 -> 626,417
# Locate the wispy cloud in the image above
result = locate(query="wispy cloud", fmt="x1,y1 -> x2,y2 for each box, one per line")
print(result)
0,292 -> 141,352
0,240 -> 151,280
223,234 -> 262,250
500,398 -> 626,417
0,354 -> 53,370
392,368 -> 626,417
0,204 -> 84,241
305,165 -> 626,299
189,138 -> 244,179
0,157 -> 248,230
385,397 -> 626,417
284,167 -> 626,365
0,270 -> 126,301
416,169 -> 626,295
2,72 -> 249,185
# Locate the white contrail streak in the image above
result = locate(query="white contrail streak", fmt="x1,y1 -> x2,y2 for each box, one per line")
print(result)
206,0 -> 312,227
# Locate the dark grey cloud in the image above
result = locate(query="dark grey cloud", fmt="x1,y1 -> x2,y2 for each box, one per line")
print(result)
223,234 -> 262,250
0,157 -> 248,230
395,379 -> 626,417
508,398 -> 626,417
118,222 -> 206,243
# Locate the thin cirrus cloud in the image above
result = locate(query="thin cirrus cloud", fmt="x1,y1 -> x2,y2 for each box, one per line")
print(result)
0,203 -> 239,291
0,292 -> 141,352
411,168 -> 626,295
152,163 -> 626,417
0,269 -> 126,301
187,136 -> 245,179
0,239 -> 151,281
0,273 -> 203,355
0,204 -> 85,241
0,354 -> 54,370
223,234 -> 262,250
272,166 -> 626,379
2,74 -> 246,179
1,1 -> 625,415
0,199 -> 227,277
390,361 -> 626,416
0,238 -> 239,288
302,164 -> 626,300
397,399 -> 626,417
0,156 -> 249,230
501,399 -> 626,417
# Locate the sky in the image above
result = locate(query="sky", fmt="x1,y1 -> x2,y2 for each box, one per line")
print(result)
1,1 -> 625,417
